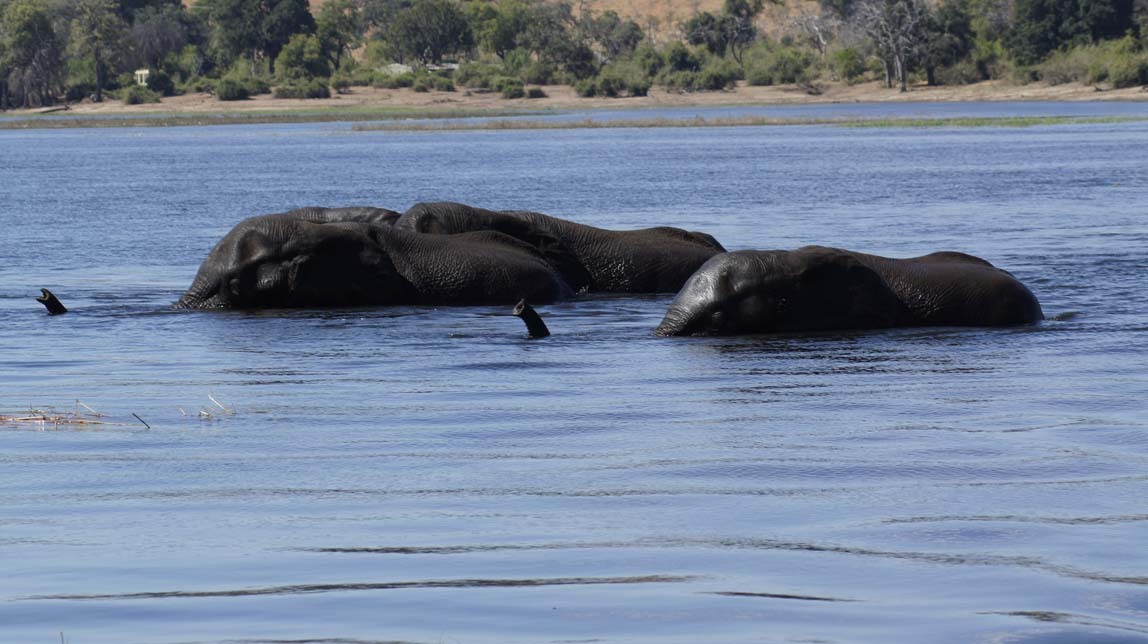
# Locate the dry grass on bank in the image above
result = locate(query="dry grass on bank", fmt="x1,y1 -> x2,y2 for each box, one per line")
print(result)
6,79 -> 1146,128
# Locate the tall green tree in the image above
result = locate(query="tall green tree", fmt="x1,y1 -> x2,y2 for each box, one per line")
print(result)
469,0 -> 529,59
70,0 -> 127,102
684,0 -> 767,64
1006,0 -> 1136,64
129,4 -> 192,69
1,0 -> 66,106
920,0 -> 973,83
262,0 -> 314,73
387,0 -> 472,64
587,10 -> 644,59
275,32 -> 328,78
316,0 -> 362,68
198,0 -> 314,74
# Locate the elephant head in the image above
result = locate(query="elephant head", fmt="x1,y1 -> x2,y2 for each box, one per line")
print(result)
655,246 -> 1044,337
176,211 -> 413,309
177,207 -> 573,310
654,247 -> 903,336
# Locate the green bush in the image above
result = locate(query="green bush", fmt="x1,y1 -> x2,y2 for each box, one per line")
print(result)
431,75 -> 455,91
65,83 -> 96,102
658,69 -> 700,91
596,61 -> 654,97
1108,54 -> 1148,88
633,42 -> 665,77
372,72 -> 416,89
273,79 -> 331,99
574,78 -> 598,97
215,78 -> 249,101
935,60 -> 982,86
1037,38 -> 1148,88
665,42 -> 701,72
829,48 -> 866,83
121,85 -> 161,105
331,74 -> 351,93
146,70 -> 176,97
499,78 -> 525,98
454,62 -> 501,89
526,87 -> 547,99
698,58 -> 740,90
185,77 -> 216,94
1038,46 -> 1095,84
522,61 -> 557,85
276,34 -> 331,81
746,46 -> 817,86
350,69 -> 374,86
412,78 -> 430,92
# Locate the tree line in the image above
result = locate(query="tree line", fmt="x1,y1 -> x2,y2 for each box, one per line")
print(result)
1,0 -> 1145,108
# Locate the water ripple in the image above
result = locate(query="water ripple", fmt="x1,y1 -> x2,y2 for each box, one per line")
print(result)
24,574 -> 694,601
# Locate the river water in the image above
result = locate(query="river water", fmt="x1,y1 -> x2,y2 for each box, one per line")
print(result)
1,102 -> 1147,644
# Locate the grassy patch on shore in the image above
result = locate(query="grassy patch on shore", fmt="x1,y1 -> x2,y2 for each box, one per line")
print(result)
0,106 -> 541,130
3,110 -> 1142,131
353,114 -> 1146,132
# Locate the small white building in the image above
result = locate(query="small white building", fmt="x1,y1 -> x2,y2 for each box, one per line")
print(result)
134,69 -> 151,86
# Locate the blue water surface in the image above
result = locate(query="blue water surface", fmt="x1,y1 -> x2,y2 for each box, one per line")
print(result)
1,102 -> 1147,644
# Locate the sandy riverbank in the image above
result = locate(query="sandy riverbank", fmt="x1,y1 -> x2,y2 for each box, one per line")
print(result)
7,78 -> 1148,123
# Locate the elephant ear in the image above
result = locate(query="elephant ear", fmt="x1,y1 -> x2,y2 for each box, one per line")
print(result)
226,228 -> 278,298
797,250 -> 901,330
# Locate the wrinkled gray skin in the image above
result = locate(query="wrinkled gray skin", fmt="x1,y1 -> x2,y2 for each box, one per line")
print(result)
655,246 -> 1044,336
177,206 -> 571,309
396,202 -> 726,293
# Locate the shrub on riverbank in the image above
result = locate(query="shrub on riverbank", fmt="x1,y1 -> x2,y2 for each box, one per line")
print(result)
121,85 -> 161,105
273,80 -> 332,99
1038,37 -> 1148,88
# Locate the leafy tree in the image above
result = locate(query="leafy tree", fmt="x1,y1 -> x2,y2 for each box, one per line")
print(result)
70,0 -> 128,102
469,0 -> 529,59
857,0 -> 929,90
197,0 -> 261,69
129,4 -> 191,69
316,0 -> 362,68
262,0 -> 315,73
588,10 -> 644,59
117,0 -> 180,22
387,0 -> 472,64
275,32 -> 329,79
1006,0 -> 1135,64
197,0 -> 314,74
920,0 -> 973,83
684,0 -> 767,65
362,0 -> 411,31
684,12 -> 728,57
519,1 -> 576,62
1,0 -> 66,106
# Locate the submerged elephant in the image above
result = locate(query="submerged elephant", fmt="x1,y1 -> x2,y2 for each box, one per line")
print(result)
177,206 -> 572,309
654,246 -> 1043,336
396,202 -> 726,293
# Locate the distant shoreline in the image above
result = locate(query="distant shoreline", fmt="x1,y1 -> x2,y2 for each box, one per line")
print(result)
3,79 -> 1146,129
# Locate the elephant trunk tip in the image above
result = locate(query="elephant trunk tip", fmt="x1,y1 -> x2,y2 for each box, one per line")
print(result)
513,299 -> 550,338
37,288 -> 68,315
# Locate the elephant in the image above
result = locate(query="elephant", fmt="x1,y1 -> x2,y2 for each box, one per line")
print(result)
395,202 -> 726,294
654,246 -> 1044,336
176,206 -> 572,309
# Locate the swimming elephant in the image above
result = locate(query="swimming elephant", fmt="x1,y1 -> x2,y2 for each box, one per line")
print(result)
654,246 -> 1044,336
176,206 -> 572,309
396,202 -> 726,293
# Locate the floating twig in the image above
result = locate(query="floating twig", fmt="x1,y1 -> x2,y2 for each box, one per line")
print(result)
132,413 -> 151,430
207,394 -> 233,413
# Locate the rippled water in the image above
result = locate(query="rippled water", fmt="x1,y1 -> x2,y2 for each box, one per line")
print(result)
2,102 -> 1147,644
